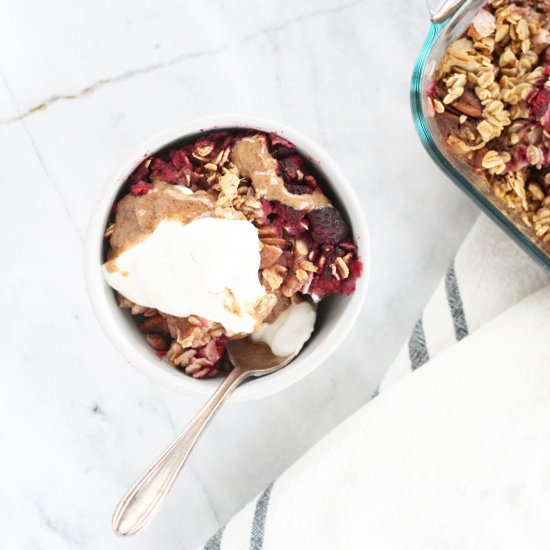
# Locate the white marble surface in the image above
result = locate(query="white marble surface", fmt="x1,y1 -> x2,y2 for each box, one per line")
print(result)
1,1 -> 479,548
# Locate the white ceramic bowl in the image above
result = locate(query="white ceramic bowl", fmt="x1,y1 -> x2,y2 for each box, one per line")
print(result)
84,115 -> 370,401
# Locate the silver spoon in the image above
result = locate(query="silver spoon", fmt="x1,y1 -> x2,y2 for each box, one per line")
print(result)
112,339 -> 295,536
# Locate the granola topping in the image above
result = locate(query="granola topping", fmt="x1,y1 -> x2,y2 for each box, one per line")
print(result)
431,0 -> 550,250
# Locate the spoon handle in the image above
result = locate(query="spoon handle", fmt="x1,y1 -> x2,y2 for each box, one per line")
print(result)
112,367 -> 249,536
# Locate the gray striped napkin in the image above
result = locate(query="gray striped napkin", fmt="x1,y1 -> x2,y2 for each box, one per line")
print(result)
379,215 -> 548,393
199,215 -> 550,550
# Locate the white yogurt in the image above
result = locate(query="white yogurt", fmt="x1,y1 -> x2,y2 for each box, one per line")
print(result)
103,217 -> 266,334
252,301 -> 316,357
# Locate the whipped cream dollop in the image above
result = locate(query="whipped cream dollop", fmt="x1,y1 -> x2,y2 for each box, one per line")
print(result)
252,301 -> 316,357
103,217 -> 267,334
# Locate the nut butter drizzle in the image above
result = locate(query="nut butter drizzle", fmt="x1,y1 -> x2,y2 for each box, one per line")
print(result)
105,182 -> 214,273
230,134 -> 331,211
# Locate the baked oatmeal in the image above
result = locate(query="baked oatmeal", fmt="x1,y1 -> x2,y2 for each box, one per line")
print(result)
102,130 -> 363,378
430,0 -> 550,246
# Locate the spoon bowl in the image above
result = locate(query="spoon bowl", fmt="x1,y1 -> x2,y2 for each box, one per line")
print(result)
226,338 -> 296,373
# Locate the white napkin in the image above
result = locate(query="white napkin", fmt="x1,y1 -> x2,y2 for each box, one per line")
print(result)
199,216 -> 550,550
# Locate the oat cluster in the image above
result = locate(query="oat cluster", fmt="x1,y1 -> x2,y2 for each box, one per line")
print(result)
432,0 -> 550,246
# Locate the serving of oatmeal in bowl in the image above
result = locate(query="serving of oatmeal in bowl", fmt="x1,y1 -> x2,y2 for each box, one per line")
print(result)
85,116 -> 369,400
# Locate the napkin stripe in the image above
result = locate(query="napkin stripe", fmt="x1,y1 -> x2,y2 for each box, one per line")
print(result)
204,525 -> 225,550
250,482 -> 274,550
445,262 -> 469,341
408,318 -> 430,369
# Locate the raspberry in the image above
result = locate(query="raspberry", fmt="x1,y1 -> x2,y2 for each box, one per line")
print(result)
340,277 -> 356,296
198,337 -> 226,364
129,159 -> 150,184
130,181 -> 153,196
310,272 -> 343,299
304,175 -> 319,189
149,158 -> 180,182
269,134 -> 295,158
531,90 -> 550,118
308,207 -> 351,244
169,149 -> 193,171
208,131 -> 234,151
260,198 -> 273,217
269,133 -> 295,149
278,154 -> 305,183
350,260 -> 363,278
271,202 -> 307,228
309,251 -> 362,298
285,183 -> 314,195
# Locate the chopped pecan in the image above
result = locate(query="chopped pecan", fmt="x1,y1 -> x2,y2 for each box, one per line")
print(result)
260,237 -> 289,248
258,226 -> 281,238
451,86 -> 483,117
260,244 -> 283,269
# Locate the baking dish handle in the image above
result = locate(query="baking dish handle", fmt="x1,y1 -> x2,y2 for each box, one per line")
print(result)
426,0 -> 467,23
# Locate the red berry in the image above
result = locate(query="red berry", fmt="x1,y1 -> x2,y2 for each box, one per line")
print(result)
149,158 -> 180,182
169,149 -> 193,171
350,260 -> 363,278
285,183 -> 314,195
269,133 -> 296,158
129,159 -> 151,184
529,89 -> 550,118
272,202 -> 306,225
278,154 -> 306,183
260,198 -> 273,217
269,133 -> 295,150
308,207 -> 351,244
130,181 -> 153,196
198,337 -> 226,364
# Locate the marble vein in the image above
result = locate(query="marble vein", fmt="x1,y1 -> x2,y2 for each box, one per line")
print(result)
0,67 -> 83,239
35,502 -> 83,546
135,398 -> 221,524
0,0 -> 364,126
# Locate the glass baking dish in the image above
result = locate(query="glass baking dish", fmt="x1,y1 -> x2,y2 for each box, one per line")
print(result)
411,0 -> 550,270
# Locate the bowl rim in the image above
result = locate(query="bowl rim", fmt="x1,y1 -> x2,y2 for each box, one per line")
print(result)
84,114 -> 370,401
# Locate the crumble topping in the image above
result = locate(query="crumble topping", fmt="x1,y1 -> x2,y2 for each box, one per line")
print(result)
431,0 -> 550,248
